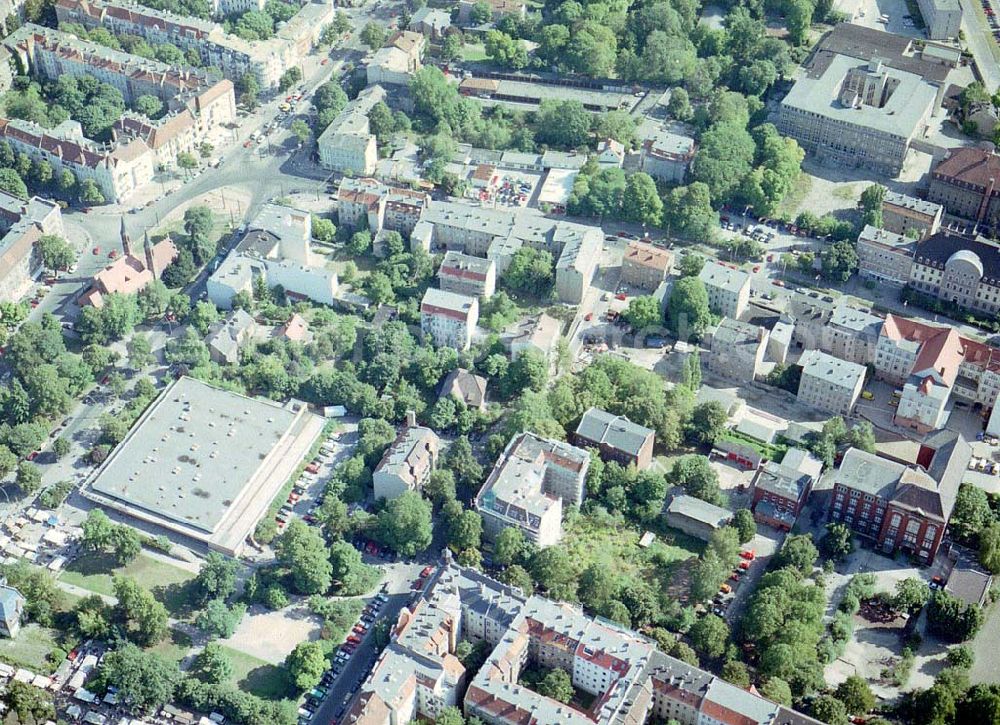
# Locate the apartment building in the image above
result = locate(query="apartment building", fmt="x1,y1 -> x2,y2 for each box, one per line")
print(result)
344,557 -> 824,725
572,407 -> 655,470
698,261 -> 750,319
637,127 -> 696,183
438,251 -> 496,299
828,431 -> 969,562
0,193 -> 63,302
411,200 -> 601,304
751,447 -> 823,531
317,85 -> 386,176
373,415 -> 440,501
505,313 -> 561,362
476,432 -> 588,548
54,0 -> 333,89
456,0 -> 526,24
207,203 -> 340,309
917,0 -> 962,39
821,304 -> 882,365
336,177 -> 428,235
420,287 -> 479,351
909,232 -> 1000,315
882,190 -> 942,240
797,349 -> 866,416
777,25 -> 946,176
928,146 -> 1000,227
0,118 -> 153,203
705,317 -> 768,384
857,224 -> 917,285
621,240 -> 673,291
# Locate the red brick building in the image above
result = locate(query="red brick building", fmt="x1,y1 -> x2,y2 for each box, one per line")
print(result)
827,431 -> 969,563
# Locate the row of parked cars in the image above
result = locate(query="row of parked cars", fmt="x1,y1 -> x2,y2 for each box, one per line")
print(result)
712,549 -> 756,616
275,432 -> 343,532
298,590 -> 390,724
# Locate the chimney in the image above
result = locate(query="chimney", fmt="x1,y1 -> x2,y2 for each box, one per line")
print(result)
405,410 -> 416,428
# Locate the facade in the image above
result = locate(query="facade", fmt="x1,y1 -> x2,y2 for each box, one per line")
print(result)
638,127 -> 696,183
821,304 -> 882,365
621,240 -> 673,291
573,407 -> 655,470
928,146 -> 1000,227
420,287 -> 479,351
0,118 -> 153,204
857,224 -> 917,285
776,25 -> 946,176
0,585 -> 24,639
917,0 -> 962,39
665,495 -> 733,541
373,417 -> 440,501
55,0 -> 334,89
0,193 -> 63,302
366,31 -> 424,87
909,232 -> 1000,316
881,190 -> 942,240
475,432 -> 589,548
205,308 -> 258,364
456,0 -> 526,24
208,203 -> 340,309
698,261 -> 751,319
828,431 -> 970,562
317,85 -> 386,176
751,447 -> 823,531
81,376 -> 325,556
797,349 -> 866,416
705,317 -> 768,384
409,7 -> 452,39
336,177 -> 428,236
438,250 -> 496,299
554,226 -> 600,304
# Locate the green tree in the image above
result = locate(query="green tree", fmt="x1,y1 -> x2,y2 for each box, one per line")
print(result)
677,253 -> 705,277
980,521 -> 1000,574
134,94 -> 164,118
111,525 -> 142,565
821,522 -> 854,562
360,22 -> 388,49
835,675 -> 875,715
484,29 -> 528,68
192,641 -> 233,684
859,183 -> 886,228
113,576 -> 169,645
688,613 -> 728,659
668,276 -> 713,341
82,508 -> 115,551
195,598 -> 246,639
822,240 -> 859,282
686,401 -> 727,445
503,247 -> 554,294
15,461 -> 41,494
773,534 -> 817,576
290,119 -> 311,145
177,152 -> 198,171
285,641 -> 326,691
0,168 -> 27,200
810,694 -> 848,725
377,491 -> 433,557
537,667 -> 573,703
35,234 -> 75,272
493,527 -> 529,567
276,520 -> 332,595
193,552 -> 238,604
760,677 -> 793,707
530,546 -> 577,600
311,215 -> 336,242
126,334 -> 154,370
951,483 -> 992,544
2,680 -> 55,722
329,539 -> 377,595
535,100 -> 591,148
100,643 -> 180,713
731,509 -> 756,544
667,455 -> 723,506
621,296 -> 662,331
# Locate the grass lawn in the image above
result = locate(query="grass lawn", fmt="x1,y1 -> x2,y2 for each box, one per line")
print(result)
60,552 -> 196,615
0,624 -> 60,673
148,628 -> 193,665
218,645 -> 293,701
462,42 -> 488,61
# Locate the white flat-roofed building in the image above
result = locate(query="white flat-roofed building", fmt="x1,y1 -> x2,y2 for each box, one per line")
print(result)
918,0 -> 962,39
821,304 -> 883,365
81,376 -> 325,556
317,85 -> 386,176
438,250 -> 496,299
698,261 -> 751,319
797,349 -> 866,416
420,287 -> 478,350
475,432 -> 589,547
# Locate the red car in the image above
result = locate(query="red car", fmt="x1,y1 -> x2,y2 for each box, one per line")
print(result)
346,635 -> 361,645
738,561 -> 750,571
92,246 -> 101,255
729,572 -> 741,582
752,265 -> 760,273
26,451 -> 39,461
739,550 -> 756,561
615,293 -> 626,301
244,140 -> 252,148
108,250 -> 118,259
421,566 -> 433,577
305,463 -> 320,474
584,312 -> 593,321
321,58 -> 329,65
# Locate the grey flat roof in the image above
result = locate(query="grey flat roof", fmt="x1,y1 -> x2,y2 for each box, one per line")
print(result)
782,53 -> 937,140
883,190 -> 942,217
699,261 -> 750,294
800,349 -> 866,389
90,377 -> 299,534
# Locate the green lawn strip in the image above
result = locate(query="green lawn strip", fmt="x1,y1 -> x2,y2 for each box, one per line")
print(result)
148,627 -> 194,665
217,645 -> 294,701
0,624 -> 60,673
60,552 -> 195,600
462,43 -> 488,61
